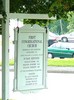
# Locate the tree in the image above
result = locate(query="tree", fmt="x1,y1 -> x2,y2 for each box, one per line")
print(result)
10,0 -> 74,26
0,0 -> 74,25
10,0 -> 74,19
48,19 -> 68,35
0,0 -> 3,13
0,0 -> 7,22
67,11 -> 74,32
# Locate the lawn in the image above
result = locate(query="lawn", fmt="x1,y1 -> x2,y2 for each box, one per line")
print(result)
0,58 -> 74,67
48,58 -> 74,67
0,59 -> 14,66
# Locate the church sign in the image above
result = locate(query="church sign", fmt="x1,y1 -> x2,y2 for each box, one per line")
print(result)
13,24 -> 47,92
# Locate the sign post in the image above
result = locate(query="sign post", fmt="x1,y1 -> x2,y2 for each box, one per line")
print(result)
2,0 -> 9,100
14,24 -> 47,92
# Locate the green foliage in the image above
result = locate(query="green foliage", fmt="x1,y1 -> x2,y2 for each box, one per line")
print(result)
0,0 -> 3,13
67,11 -> 74,32
0,0 -> 74,25
0,59 -> 14,66
48,19 -> 68,35
10,0 -> 50,13
48,58 -> 74,67
10,0 -> 74,25
10,0 -> 74,18
23,19 -> 49,26
0,0 -> 7,22
48,0 -> 74,19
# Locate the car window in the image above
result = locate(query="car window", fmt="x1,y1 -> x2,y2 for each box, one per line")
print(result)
49,42 -> 74,49
56,43 -> 61,48
60,43 -> 67,49
68,44 -> 74,49
60,43 -> 74,49
70,33 -> 74,36
49,43 -> 56,48
50,43 -> 61,48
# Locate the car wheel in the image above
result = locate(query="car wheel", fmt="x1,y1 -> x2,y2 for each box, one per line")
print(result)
60,57 -> 64,59
48,53 -> 53,58
72,54 -> 74,58
61,37 -> 68,42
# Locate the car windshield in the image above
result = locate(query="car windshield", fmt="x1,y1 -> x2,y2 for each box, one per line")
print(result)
49,42 -> 61,48
49,42 -> 74,49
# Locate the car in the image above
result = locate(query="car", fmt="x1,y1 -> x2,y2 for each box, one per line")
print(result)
58,32 -> 74,42
48,31 -> 59,40
48,42 -> 74,58
48,31 -> 59,46
48,39 -> 56,46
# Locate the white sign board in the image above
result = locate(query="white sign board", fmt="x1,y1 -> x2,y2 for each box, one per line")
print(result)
14,24 -> 47,92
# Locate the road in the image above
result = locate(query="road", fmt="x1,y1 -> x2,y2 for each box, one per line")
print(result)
1,71 -> 74,100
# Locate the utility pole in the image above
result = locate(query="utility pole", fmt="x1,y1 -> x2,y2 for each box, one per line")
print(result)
60,19 -> 63,34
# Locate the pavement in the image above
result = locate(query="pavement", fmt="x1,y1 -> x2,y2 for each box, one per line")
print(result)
1,71 -> 74,100
0,66 -> 14,71
1,66 -> 74,73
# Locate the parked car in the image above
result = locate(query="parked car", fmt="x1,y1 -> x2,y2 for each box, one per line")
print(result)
48,39 -> 56,46
48,31 -> 59,46
58,32 -> 74,42
48,42 -> 74,58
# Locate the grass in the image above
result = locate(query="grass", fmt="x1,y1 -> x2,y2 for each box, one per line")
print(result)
48,58 -> 74,67
0,61 -> 1,66
0,59 -> 14,66
9,59 -> 14,65
0,58 -> 74,67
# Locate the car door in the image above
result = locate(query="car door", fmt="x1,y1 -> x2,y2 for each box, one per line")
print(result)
51,43 -> 64,57
60,44 -> 72,58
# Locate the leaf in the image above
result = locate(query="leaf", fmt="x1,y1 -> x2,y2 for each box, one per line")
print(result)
48,12 -> 53,18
